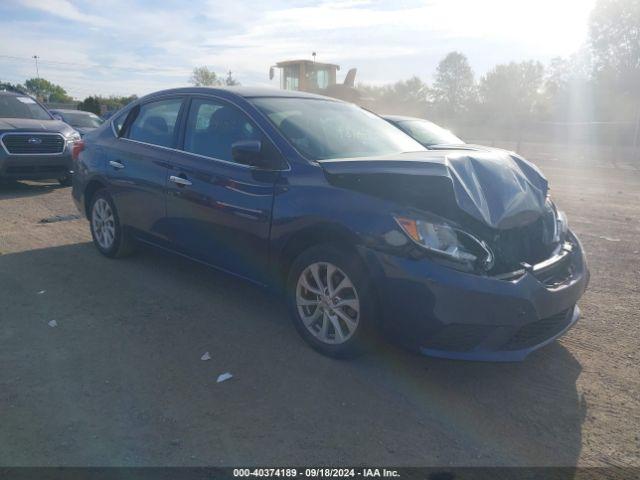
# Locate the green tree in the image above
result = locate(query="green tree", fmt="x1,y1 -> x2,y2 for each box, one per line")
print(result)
479,61 -> 545,125
589,0 -> 640,87
78,95 -> 138,115
589,0 -> 640,133
432,52 -> 476,118
542,53 -> 593,121
24,78 -> 72,103
190,66 -> 223,87
359,76 -> 430,116
78,96 -> 101,115
0,81 -> 27,94
390,76 -> 430,105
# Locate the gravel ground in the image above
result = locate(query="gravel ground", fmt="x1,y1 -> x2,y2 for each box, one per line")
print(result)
0,156 -> 638,467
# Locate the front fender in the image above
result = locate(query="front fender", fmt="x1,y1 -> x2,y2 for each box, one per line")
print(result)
268,165 -> 403,287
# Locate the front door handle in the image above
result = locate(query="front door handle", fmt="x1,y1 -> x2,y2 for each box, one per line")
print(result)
169,175 -> 192,187
109,160 -> 125,170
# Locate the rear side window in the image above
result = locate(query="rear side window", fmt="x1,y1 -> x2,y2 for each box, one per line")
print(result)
183,98 -> 261,162
126,98 -> 183,148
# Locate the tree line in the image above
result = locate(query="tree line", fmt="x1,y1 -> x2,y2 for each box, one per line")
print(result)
0,77 -> 138,115
1,0 -> 636,146
0,77 -> 73,103
0,66 -> 239,115
359,0 -> 640,146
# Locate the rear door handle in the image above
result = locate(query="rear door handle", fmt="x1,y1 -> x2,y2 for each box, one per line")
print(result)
169,175 -> 192,187
109,160 -> 125,170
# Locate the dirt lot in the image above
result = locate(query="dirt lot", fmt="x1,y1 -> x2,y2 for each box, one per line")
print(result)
0,154 -> 639,467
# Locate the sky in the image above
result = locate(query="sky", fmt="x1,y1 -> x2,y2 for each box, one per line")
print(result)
0,0 -> 598,99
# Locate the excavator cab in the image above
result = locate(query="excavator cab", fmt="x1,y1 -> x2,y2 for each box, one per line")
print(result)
270,59 -> 362,104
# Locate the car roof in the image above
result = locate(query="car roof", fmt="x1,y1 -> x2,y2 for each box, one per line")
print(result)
141,86 -> 340,103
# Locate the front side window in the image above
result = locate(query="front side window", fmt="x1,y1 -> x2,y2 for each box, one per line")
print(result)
183,98 -> 262,163
126,98 -> 183,148
251,97 -> 425,161
0,95 -> 51,120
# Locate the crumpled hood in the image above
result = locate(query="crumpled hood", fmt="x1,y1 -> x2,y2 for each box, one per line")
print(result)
0,117 -> 75,136
320,149 -> 549,229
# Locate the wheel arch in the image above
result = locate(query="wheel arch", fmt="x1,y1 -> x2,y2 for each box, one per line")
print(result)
275,222 -> 363,289
83,178 -> 107,218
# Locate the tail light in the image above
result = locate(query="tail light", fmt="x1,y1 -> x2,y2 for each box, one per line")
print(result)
72,140 -> 85,161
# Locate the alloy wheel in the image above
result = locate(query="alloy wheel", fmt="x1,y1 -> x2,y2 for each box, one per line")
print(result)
296,262 -> 360,345
92,198 -> 116,250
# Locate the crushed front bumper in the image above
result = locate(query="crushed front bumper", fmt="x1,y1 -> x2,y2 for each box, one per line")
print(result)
362,230 -> 589,362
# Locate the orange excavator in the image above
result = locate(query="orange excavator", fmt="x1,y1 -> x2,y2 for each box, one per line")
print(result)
269,57 -> 364,104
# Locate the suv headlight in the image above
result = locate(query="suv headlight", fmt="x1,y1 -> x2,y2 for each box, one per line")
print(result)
66,131 -> 81,143
395,216 -> 494,271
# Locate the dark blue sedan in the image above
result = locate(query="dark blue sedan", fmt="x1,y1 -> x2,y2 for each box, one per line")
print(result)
71,87 -> 589,361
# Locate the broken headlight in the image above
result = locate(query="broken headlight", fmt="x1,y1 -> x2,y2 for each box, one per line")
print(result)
544,197 -> 569,244
394,216 -> 494,271
556,209 -> 568,239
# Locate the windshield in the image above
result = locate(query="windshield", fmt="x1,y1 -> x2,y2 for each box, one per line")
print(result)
251,97 -> 425,161
60,111 -> 104,128
395,119 -> 463,146
0,95 -> 51,120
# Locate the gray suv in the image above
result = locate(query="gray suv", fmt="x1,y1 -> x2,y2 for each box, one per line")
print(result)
0,91 -> 79,185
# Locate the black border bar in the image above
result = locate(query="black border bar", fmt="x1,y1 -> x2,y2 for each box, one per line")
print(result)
0,468 -> 637,480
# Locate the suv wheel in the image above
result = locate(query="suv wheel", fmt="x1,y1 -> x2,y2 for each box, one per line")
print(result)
286,244 -> 376,358
89,189 -> 135,258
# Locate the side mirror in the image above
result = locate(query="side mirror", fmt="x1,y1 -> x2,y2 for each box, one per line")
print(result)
231,140 -> 264,167
52,113 -> 64,121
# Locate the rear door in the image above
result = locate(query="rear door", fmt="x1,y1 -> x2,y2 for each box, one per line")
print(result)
165,95 -> 282,284
106,96 -> 185,244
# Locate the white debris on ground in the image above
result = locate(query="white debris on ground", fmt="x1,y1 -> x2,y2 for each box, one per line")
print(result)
48,320 -> 58,328
216,372 -> 233,383
37,290 -> 46,294
200,352 -> 211,361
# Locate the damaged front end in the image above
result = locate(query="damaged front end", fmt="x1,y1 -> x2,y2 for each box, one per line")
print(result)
320,149 -> 588,360
321,150 -> 573,283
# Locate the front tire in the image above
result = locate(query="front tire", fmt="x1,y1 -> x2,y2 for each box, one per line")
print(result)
286,244 -> 377,358
89,189 -> 135,258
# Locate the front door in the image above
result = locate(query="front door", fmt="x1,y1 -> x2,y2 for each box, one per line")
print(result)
165,96 -> 281,284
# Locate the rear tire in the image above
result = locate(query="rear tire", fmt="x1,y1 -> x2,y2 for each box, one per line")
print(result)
89,189 -> 135,258
286,244 -> 377,358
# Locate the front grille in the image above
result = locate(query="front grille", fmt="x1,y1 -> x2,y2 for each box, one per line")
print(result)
1,133 -> 65,155
491,217 -> 551,272
505,308 -> 572,350
478,209 -> 558,275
